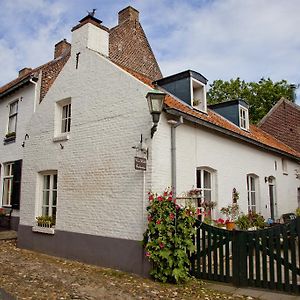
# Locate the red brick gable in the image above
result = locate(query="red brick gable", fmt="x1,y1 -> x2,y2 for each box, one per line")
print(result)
259,98 -> 300,153
109,7 -> 162,81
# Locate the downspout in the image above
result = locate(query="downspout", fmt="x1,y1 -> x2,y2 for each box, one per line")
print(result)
29,78 -> 38,113
168,116 -> 183,197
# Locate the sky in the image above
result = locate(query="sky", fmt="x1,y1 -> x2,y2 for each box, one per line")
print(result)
0,0 -> 300,101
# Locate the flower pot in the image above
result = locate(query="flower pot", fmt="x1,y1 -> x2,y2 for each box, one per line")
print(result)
226,221 -> 235,230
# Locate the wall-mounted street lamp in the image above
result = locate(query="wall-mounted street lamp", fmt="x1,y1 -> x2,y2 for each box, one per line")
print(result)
146,89 -> 166,138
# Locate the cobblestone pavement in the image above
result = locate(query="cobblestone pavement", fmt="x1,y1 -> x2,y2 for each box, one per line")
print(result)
0,240 -> 258,300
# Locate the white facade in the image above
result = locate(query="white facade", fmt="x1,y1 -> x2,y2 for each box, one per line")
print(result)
20,36 -> 154,240
152,113 -> 300,221
0,82 -> 38,217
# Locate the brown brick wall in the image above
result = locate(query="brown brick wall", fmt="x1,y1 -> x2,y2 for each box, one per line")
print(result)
109,7 -> 162,81
260,100 -> 300,152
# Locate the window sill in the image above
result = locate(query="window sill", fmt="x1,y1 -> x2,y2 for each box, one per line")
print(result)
3,136 -> 16,145
53,134 -> 69,142
32,226 -> 55,235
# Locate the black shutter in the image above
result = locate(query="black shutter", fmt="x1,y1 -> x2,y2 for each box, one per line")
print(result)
11,159 -> 22,209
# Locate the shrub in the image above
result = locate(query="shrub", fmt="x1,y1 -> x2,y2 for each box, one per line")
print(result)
142,189 -> 196,283
235,211 -> 265,230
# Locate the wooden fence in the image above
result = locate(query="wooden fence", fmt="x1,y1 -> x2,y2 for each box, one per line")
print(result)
190,217 -> 300,294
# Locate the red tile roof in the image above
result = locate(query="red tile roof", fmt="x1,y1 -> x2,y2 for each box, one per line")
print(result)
0,50 -> 70,101
122,67 -> 300,160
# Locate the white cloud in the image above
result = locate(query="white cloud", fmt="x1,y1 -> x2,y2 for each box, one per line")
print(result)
0,0 -> 299,102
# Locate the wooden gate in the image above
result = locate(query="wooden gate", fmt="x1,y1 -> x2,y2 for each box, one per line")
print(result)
190,217 -> 300,294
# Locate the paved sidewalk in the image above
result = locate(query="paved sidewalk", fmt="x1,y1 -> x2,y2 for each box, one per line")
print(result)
205,282 -> 300,300
0,230 -> 17,240
0,288 -> 15,300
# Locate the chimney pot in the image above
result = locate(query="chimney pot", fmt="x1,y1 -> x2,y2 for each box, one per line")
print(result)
118,6 -> 139,24
54,39 -> 71,59
19,67 -> 32,77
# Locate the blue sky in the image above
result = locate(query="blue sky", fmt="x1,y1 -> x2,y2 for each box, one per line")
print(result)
1,0 -> 300,101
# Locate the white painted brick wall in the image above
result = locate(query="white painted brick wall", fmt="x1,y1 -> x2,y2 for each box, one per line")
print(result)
0,84 -> 37,217
20,47 -> 154,241
152,116 -> 300,220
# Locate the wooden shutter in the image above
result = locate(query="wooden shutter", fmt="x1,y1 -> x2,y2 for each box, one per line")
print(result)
11,159 -> 22,209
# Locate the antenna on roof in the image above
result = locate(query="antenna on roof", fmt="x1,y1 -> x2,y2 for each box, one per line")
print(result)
87,8 -> 97,17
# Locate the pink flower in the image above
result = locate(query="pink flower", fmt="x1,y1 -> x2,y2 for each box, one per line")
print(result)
156,219 -> 161,225
196,208 -> 201,215
157,196 -> 163,202
147,215 -> 152,222
163,191 -> 168,196
149,195 -> 154,201
169,213 -> 175,220
145,251 -> 151,257
159,243 -> 164,249
168,196 -> 173,201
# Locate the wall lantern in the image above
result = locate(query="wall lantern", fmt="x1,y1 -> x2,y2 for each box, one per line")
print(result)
146,89 -> 166,138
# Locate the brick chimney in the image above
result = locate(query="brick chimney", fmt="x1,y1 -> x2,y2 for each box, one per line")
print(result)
19,67 -> 32,77
118,6 -> 139,24
54,39 -> 71,59
71,14 -> 109,57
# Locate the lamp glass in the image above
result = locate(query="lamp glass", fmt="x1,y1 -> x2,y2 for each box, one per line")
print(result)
147,93 -> 164,114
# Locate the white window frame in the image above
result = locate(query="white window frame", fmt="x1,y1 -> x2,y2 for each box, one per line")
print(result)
61,102 -> 71,133
282,158 -> 288,175
2,162 -> 14,207
247,174 -> 258,213
40,172 -> 57,222
54,98 -> 71,140
239,105 -> 249,130
7,100 -> 18,134
196,167 -> 216,204
190,78 -> 207,113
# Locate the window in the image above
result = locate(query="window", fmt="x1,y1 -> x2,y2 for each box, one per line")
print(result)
196,168 -> 215,203
282,158 -> 288,174
61,103 -> 71,133
2,163 -> 14,206
7,100 -> 18,134
239,106 -> 249,130
191,78 -> 207,112
41,173 -> 57,222
247,175 -> 258,212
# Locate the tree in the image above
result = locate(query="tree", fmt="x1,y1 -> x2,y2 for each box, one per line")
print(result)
207,78 -> 295,124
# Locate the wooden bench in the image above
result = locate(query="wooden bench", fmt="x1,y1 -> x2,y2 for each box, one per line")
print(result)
0,207 -> 13,230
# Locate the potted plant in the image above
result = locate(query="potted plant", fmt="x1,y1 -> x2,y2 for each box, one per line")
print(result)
36,215 -> 55,228
236,211 -> 265,230
220,204 -> 240,230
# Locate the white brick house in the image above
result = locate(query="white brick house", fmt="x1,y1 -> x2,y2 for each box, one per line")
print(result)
1,7 -> 299,276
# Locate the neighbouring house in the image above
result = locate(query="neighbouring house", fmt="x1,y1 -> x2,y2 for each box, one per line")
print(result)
259,98 -> 300,153
0,6 -> 299,276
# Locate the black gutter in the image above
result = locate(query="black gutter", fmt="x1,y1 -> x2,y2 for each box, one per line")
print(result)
0,75 -> 37,99
165,107 -> 300,162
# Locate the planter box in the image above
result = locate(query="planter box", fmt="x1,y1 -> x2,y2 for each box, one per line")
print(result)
32,226 -> 55,235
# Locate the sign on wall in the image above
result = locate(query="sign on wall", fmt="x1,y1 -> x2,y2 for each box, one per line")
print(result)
135,156 -> 146,171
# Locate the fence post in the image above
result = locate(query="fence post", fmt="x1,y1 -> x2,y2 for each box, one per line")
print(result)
232,230 -> 248,287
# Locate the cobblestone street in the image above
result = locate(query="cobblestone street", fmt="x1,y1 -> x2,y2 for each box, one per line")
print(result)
0,240 -> 257,300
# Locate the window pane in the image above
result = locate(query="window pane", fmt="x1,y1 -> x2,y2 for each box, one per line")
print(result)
8,116 -> 17,133
52,191 -> 57,206
250,177 -> 255,191
43,175 -> 50,189
53,174 -> 57,189
43,191 -> 49,205
251,192 -> 256,206
204,190 -> 211,201
42,206 -> 49,216
196,169 -> 201,188
3,179 -> 12,206
203,170 -> 211,188
68,104 -> 71,118
10,102 -> 18,115
62,105 -> 68,118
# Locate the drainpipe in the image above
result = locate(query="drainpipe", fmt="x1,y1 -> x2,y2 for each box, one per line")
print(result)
29,77 -> 38,112
168,116 -> 183,198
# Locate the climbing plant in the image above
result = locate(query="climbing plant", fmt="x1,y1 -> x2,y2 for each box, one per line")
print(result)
142,189 -> 196,283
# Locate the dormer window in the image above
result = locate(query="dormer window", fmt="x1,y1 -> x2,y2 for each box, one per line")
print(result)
239,106 -> 249,130
191,78 -> 206,112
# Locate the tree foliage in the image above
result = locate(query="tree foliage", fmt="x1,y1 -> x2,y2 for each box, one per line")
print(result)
207,78 -> 295,124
